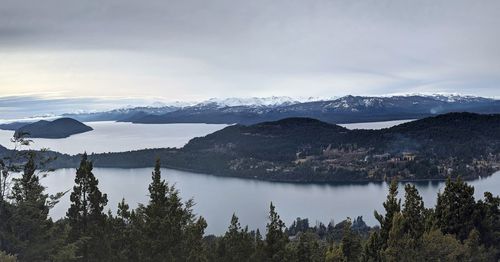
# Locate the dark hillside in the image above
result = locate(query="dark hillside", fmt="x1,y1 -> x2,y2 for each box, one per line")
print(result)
15,118 -> 93,139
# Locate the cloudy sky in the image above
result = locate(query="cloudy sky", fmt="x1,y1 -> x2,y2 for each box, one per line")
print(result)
1,0 -> 499,114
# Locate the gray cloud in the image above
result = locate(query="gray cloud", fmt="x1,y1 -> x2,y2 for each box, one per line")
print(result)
0,0 -> 499,99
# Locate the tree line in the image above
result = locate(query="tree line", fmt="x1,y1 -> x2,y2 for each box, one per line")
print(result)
0,148 -> 499,261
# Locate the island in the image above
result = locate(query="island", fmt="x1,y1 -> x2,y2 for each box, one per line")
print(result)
14,118 -> 93,139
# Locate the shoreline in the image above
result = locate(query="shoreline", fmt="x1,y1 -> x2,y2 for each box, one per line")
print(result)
54,163 -> 499,186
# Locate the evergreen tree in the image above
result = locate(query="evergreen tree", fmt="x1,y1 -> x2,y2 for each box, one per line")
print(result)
401,184 -> 425,239
382,213 -> 419,262
339,219 -> 362,262
419,229 -> 469,261
475,192 -> 500,250
265,202 -> 288,262
184,216 -> 208,262
217,214 -> 254,262
435,177 -> 476,241
374,179 -> 400,248
66,153 -> 109,261
252,229 -> 266,261
134,158 -> 207,261
108,198 -> 137,261
361,231 -> 381,262
286,231 -> 324,262
4,152 -> 54,261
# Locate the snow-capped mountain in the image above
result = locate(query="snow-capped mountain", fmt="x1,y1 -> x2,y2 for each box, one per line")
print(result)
52,94 -> 500,124
62,105 -> 183,122
130,94 -> 500,124
197,96 -> 304,108
148,101 -> 195,108
387,93 -> 490,103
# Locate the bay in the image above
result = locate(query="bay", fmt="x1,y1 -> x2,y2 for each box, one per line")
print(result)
42,167 -> 499,235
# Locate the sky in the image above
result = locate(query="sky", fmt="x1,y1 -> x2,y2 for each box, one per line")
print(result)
1,0 -> 500,117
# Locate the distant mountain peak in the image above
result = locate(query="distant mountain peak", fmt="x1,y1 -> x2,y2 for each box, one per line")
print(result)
198,96 -> 302,108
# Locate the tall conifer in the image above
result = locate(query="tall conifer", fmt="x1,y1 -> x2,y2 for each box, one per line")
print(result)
67,153 -> 109,261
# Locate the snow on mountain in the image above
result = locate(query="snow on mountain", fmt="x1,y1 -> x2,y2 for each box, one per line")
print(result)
295,96 -> 336,103
22,94 -> 498,123
427,94 -> 487,103
198,96 -> 304,108
388,93 -> 488,103
149,101 -> 195,108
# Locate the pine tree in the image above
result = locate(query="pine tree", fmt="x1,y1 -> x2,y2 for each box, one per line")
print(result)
401,184 -> 425,239
135,158 -> 207,262
435,177 -> 476,241
5,152 -> 54,261
149,158 -> 167,208
361,231 -> 381,262
374,179 -> 400,248
382,213 -> 420,262
108,198 -> 137,261
219,214 -> 254,262
252,229 -> 266,261
66,153 -> 109,261
475,192 -> 500,249
265,202 -> 288,262
296,233 -> 312,262
339,219 -> 362,262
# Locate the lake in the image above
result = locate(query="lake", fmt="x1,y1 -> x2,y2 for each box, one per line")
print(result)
338,119 -> 415,130
0,121 -> 228,154
3,120 -> 497,235
42,167 -> 499,235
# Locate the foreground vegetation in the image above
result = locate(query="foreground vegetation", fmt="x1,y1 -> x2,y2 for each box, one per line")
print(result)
0,149 -> 499,261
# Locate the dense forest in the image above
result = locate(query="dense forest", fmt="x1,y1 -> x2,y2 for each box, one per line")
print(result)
18,112 -> 500,183
0,142 -> 499,261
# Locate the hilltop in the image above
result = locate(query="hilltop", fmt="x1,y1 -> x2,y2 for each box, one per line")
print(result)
15,118 -> 93,139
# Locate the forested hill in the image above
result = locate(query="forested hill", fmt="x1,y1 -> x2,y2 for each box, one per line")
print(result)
35,112 -> 499,183
182,112 -> 500,159
15,118 -> 93,139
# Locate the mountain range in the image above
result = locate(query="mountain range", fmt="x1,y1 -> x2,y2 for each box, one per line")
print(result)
62,94 -> 500,124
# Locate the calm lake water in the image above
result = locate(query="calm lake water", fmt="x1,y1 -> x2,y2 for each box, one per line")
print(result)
3,120 -> 497,235
339,119 -> 415,130
42,168 -> 499,235
0,121 -> 227,154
